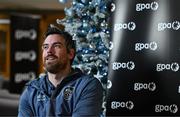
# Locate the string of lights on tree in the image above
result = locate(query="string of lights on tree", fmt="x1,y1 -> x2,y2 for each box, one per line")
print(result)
58,0 -> 112,86
57,0 -> 112,116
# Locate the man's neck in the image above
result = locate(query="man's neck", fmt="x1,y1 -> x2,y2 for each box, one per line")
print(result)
47,67 -> 72,87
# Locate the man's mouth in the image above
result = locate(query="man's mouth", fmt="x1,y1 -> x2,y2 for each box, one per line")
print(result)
46,56 -> 57,61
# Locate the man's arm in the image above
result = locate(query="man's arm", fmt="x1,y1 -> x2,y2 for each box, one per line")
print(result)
73,77 -> 104,117
18,88 -> 33,117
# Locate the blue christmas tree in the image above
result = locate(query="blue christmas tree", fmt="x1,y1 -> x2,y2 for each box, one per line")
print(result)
57,0 -> 112,115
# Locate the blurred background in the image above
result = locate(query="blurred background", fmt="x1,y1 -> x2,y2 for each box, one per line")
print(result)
0,0 -> 71,116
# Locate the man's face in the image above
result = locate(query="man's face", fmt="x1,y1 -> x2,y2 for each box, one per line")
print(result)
42,34 -> 73,73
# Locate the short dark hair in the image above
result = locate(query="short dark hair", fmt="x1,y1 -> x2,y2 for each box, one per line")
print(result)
44,24 -> 76,65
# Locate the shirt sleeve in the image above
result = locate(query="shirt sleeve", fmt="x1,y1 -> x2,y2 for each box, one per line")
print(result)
18,88 -> 33,117
73,77 -> 104,117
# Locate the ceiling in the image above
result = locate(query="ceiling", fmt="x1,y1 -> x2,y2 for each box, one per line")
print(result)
0,0 -> 72,11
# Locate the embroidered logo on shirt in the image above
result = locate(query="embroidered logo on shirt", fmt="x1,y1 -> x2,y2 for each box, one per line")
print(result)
63,86 -> 74,100
37,93 -> 46,101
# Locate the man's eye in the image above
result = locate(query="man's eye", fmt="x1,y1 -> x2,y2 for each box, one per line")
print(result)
42,45 -> 49,50
53,44 -> 61,48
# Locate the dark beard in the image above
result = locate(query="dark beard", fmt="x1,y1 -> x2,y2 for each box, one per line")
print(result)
45,62 -> 62,74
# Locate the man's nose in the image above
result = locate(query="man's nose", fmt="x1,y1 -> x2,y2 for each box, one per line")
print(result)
46,45 -> 55,53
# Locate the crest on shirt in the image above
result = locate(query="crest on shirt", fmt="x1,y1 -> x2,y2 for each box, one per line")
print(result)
63,86 -> 74,100
37,93 -> 46,102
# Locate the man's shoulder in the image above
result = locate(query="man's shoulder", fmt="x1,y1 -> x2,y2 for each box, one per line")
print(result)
74,71 -> 102,89
26,73 -> 46,88
73,70 -> 93,81
80,73 -> 99,82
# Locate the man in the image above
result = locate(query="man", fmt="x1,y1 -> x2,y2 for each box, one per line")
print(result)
18,24 -> 103,117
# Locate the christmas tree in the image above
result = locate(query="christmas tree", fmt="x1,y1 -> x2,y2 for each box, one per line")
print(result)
57,0 -> 112,115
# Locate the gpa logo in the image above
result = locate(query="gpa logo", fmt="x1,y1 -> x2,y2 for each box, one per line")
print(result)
155,104 -> 178,114
112,61 -> 135,71
111,101 -> 134,110
109,41 -> 114,50
114,22 -> 136,31
15,50 -> 37,62
134,82 -> 156,91
107,80 -> 112,89
63,86 -> 74,100
15,29 -> 37,40
135,42 -> 157,51
111,3 -> 116,12
178,85 -> 180,94
156,62 -> 179,72
15,72 -> 36,83
136,2 -> 159,11
158,21 -> 180,31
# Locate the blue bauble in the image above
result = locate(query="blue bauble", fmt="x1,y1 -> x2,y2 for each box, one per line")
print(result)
81,0 -> 89,4
64,8 -> 74,17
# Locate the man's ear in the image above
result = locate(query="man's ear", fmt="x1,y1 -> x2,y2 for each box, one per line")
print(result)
68,49 -> 75,60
